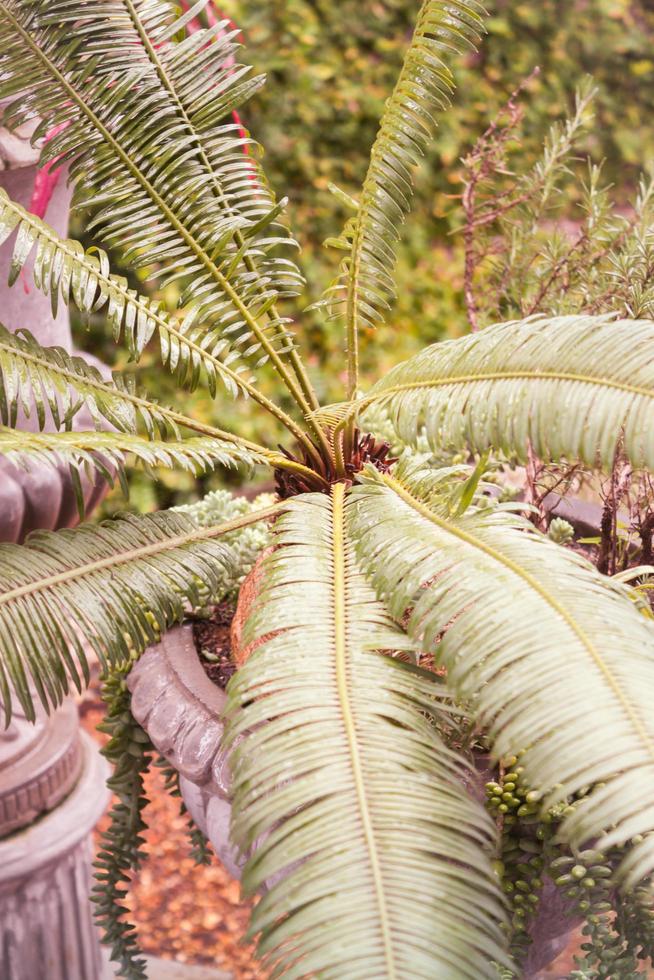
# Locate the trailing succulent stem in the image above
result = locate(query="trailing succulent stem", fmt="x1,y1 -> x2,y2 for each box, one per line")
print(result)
91,654 -> 152,980
487,759 -> 654,976
156,759 -> 213,867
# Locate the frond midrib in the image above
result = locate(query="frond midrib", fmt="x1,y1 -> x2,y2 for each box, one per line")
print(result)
324,367 -> 654,435
381,471 -> 654,767
331,482 -> 396,978
0,502 -> 283,607
372,371 -> 654,400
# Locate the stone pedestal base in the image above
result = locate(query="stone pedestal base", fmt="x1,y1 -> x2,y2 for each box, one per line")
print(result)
0,732 -> 110,980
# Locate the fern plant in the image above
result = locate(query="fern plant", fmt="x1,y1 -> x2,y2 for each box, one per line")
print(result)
1,1 -> 654,977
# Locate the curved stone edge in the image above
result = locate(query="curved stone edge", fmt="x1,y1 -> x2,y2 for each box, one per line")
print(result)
127,624 -> 228,788
0,731 -> 110,879
0,698 -> 83,837
127,625 -> 244,878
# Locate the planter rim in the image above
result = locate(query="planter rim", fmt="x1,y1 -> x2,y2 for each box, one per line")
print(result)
127,624 -> 228,788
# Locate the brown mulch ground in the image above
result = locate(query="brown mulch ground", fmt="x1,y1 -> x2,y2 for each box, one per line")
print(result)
81,696 -> 264,979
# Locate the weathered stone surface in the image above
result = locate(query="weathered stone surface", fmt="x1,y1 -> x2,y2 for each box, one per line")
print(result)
127,627 -> 242,879
524,876 -> 579,976
0,731 -> 110,980
0,116 -> 41,171
128,626 -> 227,785
0,696 -> 82,838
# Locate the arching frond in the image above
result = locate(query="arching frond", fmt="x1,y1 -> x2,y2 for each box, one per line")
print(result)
348,462 -> 654,886
0,192 -> 252,399
0,0 -> 310,409
117,0 -> 318,412
223,486 -> 507,979
0,427 -> 261,483
316,0 -> 485,393
0,321 -> 223,438
338,315 -> 654,471
0,502 -> 282,722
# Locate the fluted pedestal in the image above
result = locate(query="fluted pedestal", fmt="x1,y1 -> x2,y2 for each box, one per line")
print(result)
0,719 -> 110,980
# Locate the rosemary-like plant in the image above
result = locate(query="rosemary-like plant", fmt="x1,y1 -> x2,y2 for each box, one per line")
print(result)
0,2 -> 654,977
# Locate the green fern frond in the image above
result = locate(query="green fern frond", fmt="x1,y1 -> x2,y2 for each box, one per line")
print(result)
117,0 -> 318,411
0,502 -> 282,722
345,315 -> 654,470
223,486 -> 507,979
1,321 -> 143,432
348,462 -> 654,887
0,427 -> 261,481
0,192 -> 257,399
0,0 -> 308,402
317,0 -> 485,393
0,321 -> 241,440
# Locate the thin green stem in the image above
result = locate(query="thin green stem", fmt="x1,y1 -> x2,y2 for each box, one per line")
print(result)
333,427 -> 346,477
345,235 -> 361,401
342,236 -> 363,460
320,361 -> 654,451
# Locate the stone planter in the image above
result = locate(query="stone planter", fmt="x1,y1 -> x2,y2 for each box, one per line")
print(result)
128,625 -> 240,880
127,623 -> 577,978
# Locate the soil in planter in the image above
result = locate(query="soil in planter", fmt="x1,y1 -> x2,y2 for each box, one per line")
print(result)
192,600 -> 238,690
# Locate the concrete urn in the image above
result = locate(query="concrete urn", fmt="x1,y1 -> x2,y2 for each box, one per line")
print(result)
0,695 -> 110,980
0,113 -> 115,980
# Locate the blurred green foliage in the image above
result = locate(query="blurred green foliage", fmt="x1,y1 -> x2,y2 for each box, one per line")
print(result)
76,0 -> 654,512
222,0 -> 654,357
